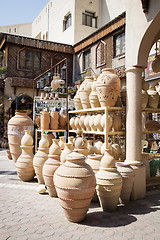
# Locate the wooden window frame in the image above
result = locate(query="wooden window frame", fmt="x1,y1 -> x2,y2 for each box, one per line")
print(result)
95,40 -> 106,68
25,50 -> 41,70
64,13 -> 72,31
82,11 -> 97,28
113,32 -> 125,57
83,49 -> 91,71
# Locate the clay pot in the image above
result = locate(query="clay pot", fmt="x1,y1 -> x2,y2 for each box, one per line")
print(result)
96,149 -> 122,212
59,113 -> 67,129
43,153 -> 60,197
21,130 -> 33,146
74,148 -> 89,156
50,111 -> 58,130
54,151 -> 96,222
74,131 -> 87,149
73,86 -> 83,110
96,68 -> 121,107
51,76 -> 60,90
16,146 -> 35,182
86,154 -> 102,201
147,88 -> 159,108
79,76 -> 93,109
68,136 -> 74,150
84,115 -> 91,131
116,162 -> 135,203
111,143 -> 122,160
89,115 -> 97,131
47,133 -> 55,147
61,143 -> 72,164
94,140 -> 103,154
94,114 -> 103,132
142,90 -> 148,108
87,140 -> 95,155
74,116 -> 81,130
59,136 -> 65,150
39,134 -> 49,148
80,76 -> 94,92
69,117 -> 76,130
101,114 -> 112,132
50,139 -> 61,155
40,111 -> 49,131
89,79 -> 100,108
79,115 -> 86,131
8,110 -> 34,162
112,113 -> 122,131
101,142 -> 112,155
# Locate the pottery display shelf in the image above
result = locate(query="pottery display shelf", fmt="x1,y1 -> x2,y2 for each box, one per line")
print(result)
68,106 -> 126,151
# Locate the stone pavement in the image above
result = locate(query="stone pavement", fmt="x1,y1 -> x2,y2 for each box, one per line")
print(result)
0,149 -> 160,240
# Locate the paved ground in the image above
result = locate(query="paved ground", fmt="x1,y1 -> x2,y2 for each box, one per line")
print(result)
0,149 -> 160,240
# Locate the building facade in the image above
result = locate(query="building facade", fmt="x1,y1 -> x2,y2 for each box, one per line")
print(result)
0,23 -> 32,37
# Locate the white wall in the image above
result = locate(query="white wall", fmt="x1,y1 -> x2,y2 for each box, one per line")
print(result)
0,23 -> 32,37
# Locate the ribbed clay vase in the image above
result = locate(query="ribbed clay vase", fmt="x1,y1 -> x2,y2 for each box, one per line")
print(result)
54,151 -> 96,222
96,68 -> 121,107
74,86 -> 83,110
79,76 -> 93,109
43,139 -> 61,197
8,110 -> 34,162
86,154 -> 102,201
116,162 -> 135,203
59,136 -> 65,151
142,90 -> 148,108
33,135 -> 49,184
50,111 -> 58,130
79,115 -> 86,131
69,117 -> 76,130
96,149 -> 122,212
94,114 -> 103,132
61,143 -> 72,164
89,115 -> 97,131
147,88 -> 159,108
40,111 -> 49,131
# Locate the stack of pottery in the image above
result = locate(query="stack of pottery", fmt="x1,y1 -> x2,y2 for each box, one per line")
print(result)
69,117 -> 76,130
54,151 -> 96,222
89,75 -> 100,108
147,87 -> 159,108
96,68 -> 121,107
73,85 -> 83,110
86,154 -> 102,201
33,134 -> 49,184
74,130 -> 88,156
40,111 -> 49,131
96,149 -> 122,212
59,136 -> 65,151
61,143 -> 73,164
16,130 -> 35,182
8,110 -> 34,162
43,139 -> 61,197
116,162 -> 135,203
79,115 -> 86,131
50,111 -> 58,130
79,76 -> 94,109
84,115 -> 91,131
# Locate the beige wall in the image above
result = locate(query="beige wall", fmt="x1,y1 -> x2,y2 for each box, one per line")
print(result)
0,23 -> 32,37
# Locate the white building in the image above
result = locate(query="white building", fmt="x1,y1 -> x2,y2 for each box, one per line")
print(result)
0,23 -> 32,37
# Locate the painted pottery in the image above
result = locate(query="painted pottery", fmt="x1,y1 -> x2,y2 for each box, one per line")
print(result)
39,134 -> 49,148
73,85 -> 83,110
59,136 -> 65,150
61,143 -> 72,164
50,111 -> 58,130
142,90 -> 148,108
94,114 -> 103,132
96,68 -> 121,107
84,115 -> 91,131
94,140 -> 103,154
96,149 -> 122,212
69,117 -> 76,130
54,151 -> 96,222
116,162 -> 135,203
87,140 -> 95,155
21,130 -> 33,146
147,88 -> 159,108
8,110 -> 34,162
101,114 -> 112,131
40,111 -> 49,131
89,115 -> 97,131
79,115 -> 86,131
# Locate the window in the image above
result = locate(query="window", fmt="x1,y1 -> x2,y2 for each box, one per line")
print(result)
26,51 -> 41,70
83,49 -> 90,70
9,29 -> 11,33
64,14 -> 71,31
82,11 -> 97,28
114,32 -> 125,57
14,28 -> 16,33
96,40 -> 106,68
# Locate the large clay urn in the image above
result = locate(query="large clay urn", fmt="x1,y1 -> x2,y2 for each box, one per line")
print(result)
147,88 -> 159,108
43,139 -> 61,197
8,110 -> 34,162
54,151 -> 96,222
40,111 -> 49,131
116,162 -> 135,203
50,111 -> 58,130
96,68 -> 121,107
61,143 -> 72,164
16,130 -> 35,182
96,149 -> 122,212
33,134 -> 49,184
79,76 -> 93,109
79,115 -> 86,131
73,86 -> 83,110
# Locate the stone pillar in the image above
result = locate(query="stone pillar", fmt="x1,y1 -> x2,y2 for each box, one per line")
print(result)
125,66 -> 146,200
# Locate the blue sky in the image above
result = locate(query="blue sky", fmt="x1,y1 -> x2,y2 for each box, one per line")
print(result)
0,0 -> 49,26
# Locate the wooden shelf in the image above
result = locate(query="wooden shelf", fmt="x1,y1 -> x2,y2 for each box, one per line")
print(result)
142,130 -> 160,134
69,130 -> 125,135
36,129 -> 66,132
68,106 -> 125,114
142,108 -> 160,113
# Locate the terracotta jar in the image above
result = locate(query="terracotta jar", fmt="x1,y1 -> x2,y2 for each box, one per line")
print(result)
147,88 -> 159,108
40,111 -> 49,131
74,116 -> 81,130
39,134 -> 49,148
101,114 -> 112,132
74,86 -> 83,110
79,115 -> 86,131
96,149 -> 122,212
84,115 -> 91,131
21,130 -> 33,146
89,115 -> 97,131
87,140 -> 95,155
94,140 -> 103,154
8,110 -> 34,162
94,114 -> 103,132
142,90 -> 148,108
96,68 -> 121,107
86,154 -> 102,201
112,112 -> 122,131
59,136 -> 65,150
111,143 -> 122,160
69,117 -> 76,130
68,136 -> 74,150
59,110 -> 67,129
79,76 -> 93,109
50,111 -> 58,130
54,151 -> 96,222
116,162 -> 135,203
61,143 -> 72,164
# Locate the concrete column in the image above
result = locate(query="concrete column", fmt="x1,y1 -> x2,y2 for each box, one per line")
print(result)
125,66 -> 146,200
